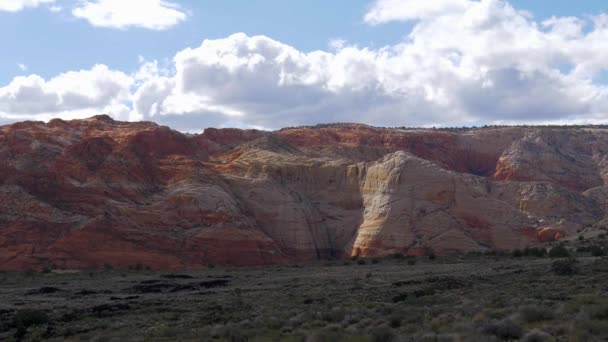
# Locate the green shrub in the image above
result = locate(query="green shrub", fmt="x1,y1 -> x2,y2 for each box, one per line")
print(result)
392,293 -> 409,303
549,245 -> 570,258
590,246 -> 606,257
369,327 -> 396,342
551,258 -> 579,276
390,253 -> 405,260
522,329 -> 553,342
389,315 -> 401,328
519,305 -> 555,323
525,247 -> 547,257
481,319 -> 523,339
13,308 -> 50,337
589,303 -> 608,320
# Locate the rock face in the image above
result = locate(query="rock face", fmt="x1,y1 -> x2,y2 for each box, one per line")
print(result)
1,116 -> 607,269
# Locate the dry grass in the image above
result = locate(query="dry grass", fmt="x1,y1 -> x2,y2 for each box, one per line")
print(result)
0,251 -> 607,341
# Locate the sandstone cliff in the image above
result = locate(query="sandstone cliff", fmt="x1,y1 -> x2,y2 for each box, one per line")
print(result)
0,116 -> 606,269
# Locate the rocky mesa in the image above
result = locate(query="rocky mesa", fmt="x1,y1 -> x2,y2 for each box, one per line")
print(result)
1,115 -> 607,269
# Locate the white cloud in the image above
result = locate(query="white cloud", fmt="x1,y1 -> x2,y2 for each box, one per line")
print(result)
72,0 -> 187,30
3,0 -> 608,130
132,33 -> 430,129
0,65 -> 133,122
0,0 -> 54,12
329,38 -> 347,50
364,0 -> 473,25
17,63 -> 27,71
128,21 -> 608,129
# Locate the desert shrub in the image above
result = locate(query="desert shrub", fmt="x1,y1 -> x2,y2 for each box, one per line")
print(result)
413,288 -> 435,297
590,245 -> 606,257
512,249 -> 523,257
599,233 -> 606,239
589,303 -> 608,320
128,263 -> 144,271
549,245 -> 570,258
578,235 -> 585,241
575,319 -> 608,338
428,252 -> 436,260
371,258 -> 380,264
522,329 -> 553,342
308,330 -> 346,342
392,293 -> 409,303
320,308 -> 346,323
551,258 -> 579,276
525,247 -> 547,257
357,259 -> 367,265
390,253 -> 405,260
103,263 -> 114,270
388,315 -> 401,328
519,305 -> 555,323
481,319 -> 523,339
407,259 -> 417,266
13,309 -> 49,328
13,309 -> 49,338
369,327 -> 396,342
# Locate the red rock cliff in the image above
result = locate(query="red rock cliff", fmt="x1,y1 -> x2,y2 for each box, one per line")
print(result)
0,118 -> 606,269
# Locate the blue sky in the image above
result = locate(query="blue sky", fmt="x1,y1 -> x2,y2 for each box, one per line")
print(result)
1,0 -> 409,83
1,0 -> 608,130
2,0 -> 606,83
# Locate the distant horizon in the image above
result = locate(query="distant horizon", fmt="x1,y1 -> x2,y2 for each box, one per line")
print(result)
6,113 -> 608,134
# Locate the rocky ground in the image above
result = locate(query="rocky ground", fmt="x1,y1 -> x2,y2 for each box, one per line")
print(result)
1,238 -> 607,341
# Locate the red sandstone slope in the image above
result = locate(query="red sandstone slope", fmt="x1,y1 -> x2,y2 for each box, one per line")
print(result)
0,116 -> 606,269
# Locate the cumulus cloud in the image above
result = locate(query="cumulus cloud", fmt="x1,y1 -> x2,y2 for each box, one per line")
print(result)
130,33 -> 446,129
2,0 -> 608,130
0,65 -> 132,121
364,0 -> 473,24
72,0 -> 187,30
0,0 -> 54,12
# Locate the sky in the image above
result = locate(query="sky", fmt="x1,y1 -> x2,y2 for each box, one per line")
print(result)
1,0 -> 608,131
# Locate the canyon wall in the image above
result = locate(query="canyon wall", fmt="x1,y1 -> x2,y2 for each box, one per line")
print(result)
0,116 -> 606,269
